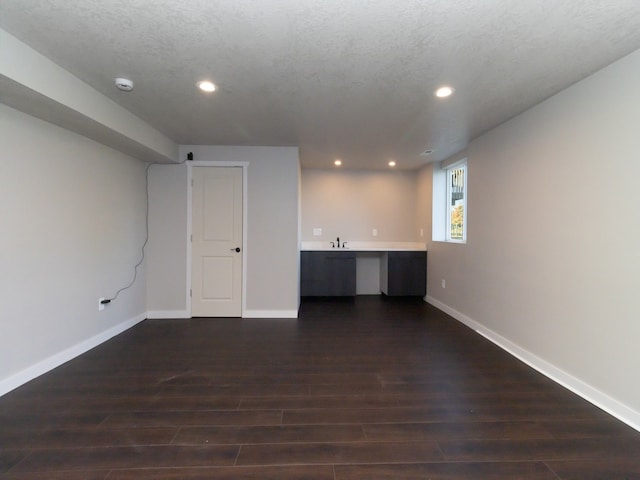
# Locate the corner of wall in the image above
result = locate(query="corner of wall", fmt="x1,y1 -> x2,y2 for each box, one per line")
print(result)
426,296 -> 640,433
0,312 -> 146,397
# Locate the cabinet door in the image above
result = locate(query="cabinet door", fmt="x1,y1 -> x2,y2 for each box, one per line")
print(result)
301,252 -> 323,296
323,253 -> 356,296
387,251 -> 426,296
301,252 -> 356,296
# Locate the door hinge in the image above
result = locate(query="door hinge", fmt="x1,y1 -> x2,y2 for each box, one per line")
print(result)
190,289 -> 192,297
190,234 -> 193,242
191,179 -> 194,187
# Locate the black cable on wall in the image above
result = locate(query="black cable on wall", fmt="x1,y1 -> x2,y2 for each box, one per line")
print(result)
101,152 -> 192,305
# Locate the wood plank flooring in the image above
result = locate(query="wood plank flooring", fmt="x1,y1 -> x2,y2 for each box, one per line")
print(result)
1,296 -> 639,479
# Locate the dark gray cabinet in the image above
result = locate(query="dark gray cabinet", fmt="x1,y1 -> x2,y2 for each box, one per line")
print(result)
382,251 -> 426,296
301,251 -> 356,296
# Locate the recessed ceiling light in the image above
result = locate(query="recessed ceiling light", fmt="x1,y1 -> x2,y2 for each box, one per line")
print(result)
388,160 -> 396,167
198,81 -> 217,92
434,86 -> 454,98
334,159 -> 342,166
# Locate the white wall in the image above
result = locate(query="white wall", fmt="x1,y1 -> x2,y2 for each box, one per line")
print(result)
301,169 -> 420,243
146,145 -> 301,318
427,49 -> 640,428
0,105 -> 148,394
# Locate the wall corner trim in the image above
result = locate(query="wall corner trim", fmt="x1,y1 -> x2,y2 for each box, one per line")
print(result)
0,312 -> 146,397
425,295 -> 640,433
146,310 -> 190,319
243,310 -> 298,319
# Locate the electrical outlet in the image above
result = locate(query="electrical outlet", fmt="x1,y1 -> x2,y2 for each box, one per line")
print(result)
420,228 -> 424,237
372,228 -> 378,237
98,297 -> 106,311
313,228 -> 322,236
441,279 -> 446,289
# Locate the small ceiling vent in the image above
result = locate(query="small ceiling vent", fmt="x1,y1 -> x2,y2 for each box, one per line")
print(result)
420,149 -> 434,157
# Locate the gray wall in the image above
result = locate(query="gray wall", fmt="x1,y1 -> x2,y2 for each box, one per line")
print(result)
0,104 -> 147,393
427,49 -> 640,427
147,164 -> 188,314
146,145 -> 301,317
301,169 -> 421,243
415,163 -> 434,251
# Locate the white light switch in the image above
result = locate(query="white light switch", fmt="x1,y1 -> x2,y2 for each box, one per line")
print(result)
372,228 -> 378,237
313,228 -> 322,236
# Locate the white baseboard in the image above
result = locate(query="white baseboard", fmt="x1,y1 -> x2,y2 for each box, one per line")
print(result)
147,310 -> 299,319
243,310 -> 298,319
0,312 -> 146,397
425,295 -> 640,433
146,310 -> 190,319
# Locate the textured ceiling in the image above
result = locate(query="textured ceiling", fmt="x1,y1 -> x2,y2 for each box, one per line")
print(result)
2,0 -> 640,169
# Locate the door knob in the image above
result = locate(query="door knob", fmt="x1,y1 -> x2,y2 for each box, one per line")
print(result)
230,247 -> 241,252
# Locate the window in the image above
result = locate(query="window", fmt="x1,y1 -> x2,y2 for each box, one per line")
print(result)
432,158 -> 467,243
446,164 -> 466,242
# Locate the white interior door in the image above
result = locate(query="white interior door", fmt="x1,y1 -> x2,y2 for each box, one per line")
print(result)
191,167 -> 242,317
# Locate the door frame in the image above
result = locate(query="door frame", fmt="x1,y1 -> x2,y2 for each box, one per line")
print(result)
186,161 -> 249,318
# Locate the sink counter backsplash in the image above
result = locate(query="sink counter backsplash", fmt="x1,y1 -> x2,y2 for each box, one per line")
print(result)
301,241 -> 426,251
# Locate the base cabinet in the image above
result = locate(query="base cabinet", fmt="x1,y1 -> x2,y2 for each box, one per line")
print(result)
301,250 -> 426,297
381,251 -> 427,296
301,251 -> 356,296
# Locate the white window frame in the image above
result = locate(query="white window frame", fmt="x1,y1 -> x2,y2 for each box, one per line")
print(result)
432,158 -> 467,244
445,163 -> 467,243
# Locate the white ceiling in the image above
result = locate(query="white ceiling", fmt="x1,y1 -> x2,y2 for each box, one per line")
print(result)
2,0 -> 640,169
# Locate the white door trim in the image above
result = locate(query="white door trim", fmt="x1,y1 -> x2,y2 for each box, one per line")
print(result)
187,160 -> 249,318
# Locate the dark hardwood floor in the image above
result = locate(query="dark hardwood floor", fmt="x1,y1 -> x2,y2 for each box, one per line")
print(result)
1,296 -> 639,479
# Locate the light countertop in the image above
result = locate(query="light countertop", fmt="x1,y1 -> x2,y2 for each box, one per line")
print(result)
301,241 -> 426,252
